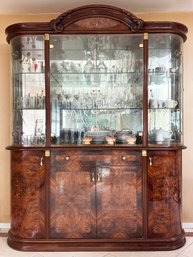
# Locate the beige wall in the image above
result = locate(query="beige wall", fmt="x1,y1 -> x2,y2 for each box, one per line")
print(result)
0,14 -> 56,222
0,11 -> 192,223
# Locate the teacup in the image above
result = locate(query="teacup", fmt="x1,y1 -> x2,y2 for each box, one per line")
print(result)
165,99 -> 178,108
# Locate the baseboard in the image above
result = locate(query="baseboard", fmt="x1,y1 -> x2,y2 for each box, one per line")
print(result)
182,223 -> 193,236
0,223 -> 10,234
1,223 -> 193,236
182,223 -> 193,232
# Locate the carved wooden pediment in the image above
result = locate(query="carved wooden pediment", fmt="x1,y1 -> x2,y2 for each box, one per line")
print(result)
50,5 -> 144,32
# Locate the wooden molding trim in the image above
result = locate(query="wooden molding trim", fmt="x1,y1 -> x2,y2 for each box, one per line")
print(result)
5,4 -> 188,43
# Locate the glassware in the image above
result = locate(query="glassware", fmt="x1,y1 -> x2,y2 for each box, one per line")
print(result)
148,34 -> 183,144
49,34 -> 144,144
90,64 -> 101,86
97,53 -> 108,83
83,51 -> 94,85
11,35 -> 46,145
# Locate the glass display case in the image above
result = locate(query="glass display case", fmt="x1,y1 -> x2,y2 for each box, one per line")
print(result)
148,34 -> 183,145
11,35 -> 45,145
10,32 -> 184,147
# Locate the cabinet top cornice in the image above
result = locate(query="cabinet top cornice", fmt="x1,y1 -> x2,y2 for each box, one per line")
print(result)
5,4 -> 188,42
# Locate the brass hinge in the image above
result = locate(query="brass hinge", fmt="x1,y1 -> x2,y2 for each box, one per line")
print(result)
44,34 -> 49,41
144,33 -> 148,40
142,150 -> 147,157
45,150 -> 50,157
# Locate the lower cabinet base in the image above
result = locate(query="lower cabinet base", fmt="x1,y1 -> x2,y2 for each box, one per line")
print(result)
7,231 -> 186,252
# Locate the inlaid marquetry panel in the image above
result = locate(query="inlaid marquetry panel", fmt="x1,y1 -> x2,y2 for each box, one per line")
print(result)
50,150 -> 143,239
10,150 -> 45,239
74,17 -> 124,29
148,151 -> 182,238
96,151 -> 143,239
50,150 -> 97,238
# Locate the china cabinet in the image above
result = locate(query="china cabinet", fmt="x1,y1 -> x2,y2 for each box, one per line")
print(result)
6,4 -> 188,251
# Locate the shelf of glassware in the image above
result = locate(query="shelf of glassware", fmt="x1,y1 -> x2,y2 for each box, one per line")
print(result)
12,108 -> 46,146
13,72 -> 45,110
148,108 -> 182,145
51,85 -> 142,109
12,72 -> 46,146
51,103 -> 143,145
50,46 -> 143,86
50,72 -> 143,88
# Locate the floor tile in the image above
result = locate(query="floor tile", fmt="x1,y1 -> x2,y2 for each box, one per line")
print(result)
109,252 -> 155,257
180,241 -> 193,257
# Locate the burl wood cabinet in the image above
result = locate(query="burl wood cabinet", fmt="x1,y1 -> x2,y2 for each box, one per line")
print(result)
6,5 -> 187,251
50,150 -> 143,240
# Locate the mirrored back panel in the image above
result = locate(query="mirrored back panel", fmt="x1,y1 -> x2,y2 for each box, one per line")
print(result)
50,34 -> 144,145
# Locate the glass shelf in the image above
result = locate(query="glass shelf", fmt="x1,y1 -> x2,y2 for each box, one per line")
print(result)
148,34 -> 183,145
58,107 -> 143,110
11,35 -> 46,145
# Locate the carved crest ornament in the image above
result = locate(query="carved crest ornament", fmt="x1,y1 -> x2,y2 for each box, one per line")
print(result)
50,5 -> 144,32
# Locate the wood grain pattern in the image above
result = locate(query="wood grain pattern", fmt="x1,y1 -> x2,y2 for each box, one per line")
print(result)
11,150 -> 45,239
50,150 -> 97,238
148,151 -> 182,238
73,18 -> 123,29
97,168 -> 142,238
50,150 -> 142,239
8,148 -> 185,251
96,151 -> 142,239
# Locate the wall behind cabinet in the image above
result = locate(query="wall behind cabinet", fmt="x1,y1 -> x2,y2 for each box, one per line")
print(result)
0,13 -> 56,222
0,11 -> 192,223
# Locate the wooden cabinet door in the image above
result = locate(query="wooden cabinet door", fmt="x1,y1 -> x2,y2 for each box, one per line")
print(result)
50,150 -> 143,240
96,150 -> 143,239
50,150 -> 97,238
148,150 -> 182,239
11,150 -> 45,239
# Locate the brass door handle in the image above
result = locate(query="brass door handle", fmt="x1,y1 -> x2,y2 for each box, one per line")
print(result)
149,157 -> 153,166
91,173 -> 95,182
97,173 -> 101,182
96,167 -> 102,182
40,157 -> 43,166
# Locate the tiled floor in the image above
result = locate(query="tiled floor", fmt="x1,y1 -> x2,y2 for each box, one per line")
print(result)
1,237 -> 193,257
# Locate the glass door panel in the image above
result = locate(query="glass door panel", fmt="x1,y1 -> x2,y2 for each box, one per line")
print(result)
50,34 -> 144,145
148,34 -> 183,145
11,35 -> 45,145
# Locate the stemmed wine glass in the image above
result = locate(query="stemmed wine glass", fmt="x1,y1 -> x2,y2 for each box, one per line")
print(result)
63,92 -> 72,109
